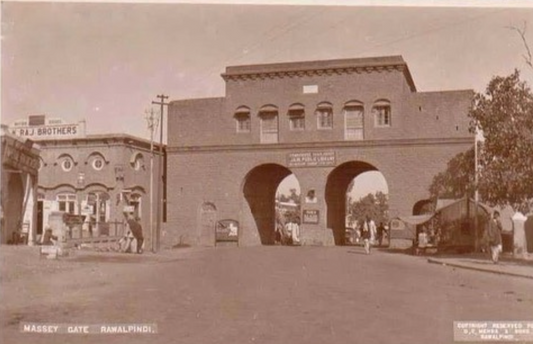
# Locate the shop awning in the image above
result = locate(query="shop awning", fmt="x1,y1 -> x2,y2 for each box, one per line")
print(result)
397,214 -> 434,226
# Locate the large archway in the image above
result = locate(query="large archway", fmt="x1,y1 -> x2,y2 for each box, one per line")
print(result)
243,163 -> 296,245
326,161 -> 385,245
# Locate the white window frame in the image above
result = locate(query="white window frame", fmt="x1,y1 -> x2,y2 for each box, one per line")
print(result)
344,105 -> 364,140
61,158 -> 73,172
92,157 -> 105,171
316,107 -> 333,130
288,109 -> 305,131
373,102 -> 392,127
235,113 -> 251,133
57,193 -> 77,214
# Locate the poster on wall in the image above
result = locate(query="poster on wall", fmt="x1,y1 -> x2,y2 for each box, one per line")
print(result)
302,210 -> 319,224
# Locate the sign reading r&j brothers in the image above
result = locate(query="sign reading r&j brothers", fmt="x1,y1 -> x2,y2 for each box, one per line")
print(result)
287,151 -> 335,168
10,123 -> 84,140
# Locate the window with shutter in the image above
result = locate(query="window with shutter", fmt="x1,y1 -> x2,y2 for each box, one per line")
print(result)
289,109 -> 305,131
316,102 -> 333,129
260,111 -> 279,143
373,100 -> 392,127
344,106 -> 364,140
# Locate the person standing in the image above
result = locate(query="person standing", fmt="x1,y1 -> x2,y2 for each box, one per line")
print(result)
361,218 -> 371,254
486,210 -> 503,264
290,219 -> 300,245
377,222 -> 386,247
126,213 -> 144,254
367,216 -> 377,246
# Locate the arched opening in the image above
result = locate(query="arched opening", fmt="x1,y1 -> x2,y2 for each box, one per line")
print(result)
326,161 -> 388,245
243,164 -> 296,245
86,191 -> 110,236
4,173 -> 24,244
199,202 -> 217,246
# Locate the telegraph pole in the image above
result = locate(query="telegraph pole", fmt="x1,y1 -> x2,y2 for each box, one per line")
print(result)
151,94 -> 169,252
145,108 -> 160,253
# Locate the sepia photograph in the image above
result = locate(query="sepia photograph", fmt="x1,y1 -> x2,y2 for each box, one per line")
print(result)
1,1 -> 533,343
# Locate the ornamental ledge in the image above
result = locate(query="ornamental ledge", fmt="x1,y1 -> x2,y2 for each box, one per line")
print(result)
222,64 -> 405,82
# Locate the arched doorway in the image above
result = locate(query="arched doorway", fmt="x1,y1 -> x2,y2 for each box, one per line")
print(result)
86,191 -> 110,236
243,164 -> 295,245
199,202 -> 217,246
4,173 -> 24,244
326,161 -> 388,245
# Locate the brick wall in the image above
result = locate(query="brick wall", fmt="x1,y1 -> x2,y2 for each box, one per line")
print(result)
36,136 -> 161,247
164,139 -> 472,247
163,56 -> 474,247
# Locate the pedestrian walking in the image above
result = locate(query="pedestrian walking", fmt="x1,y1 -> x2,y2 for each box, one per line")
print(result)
126,213 -> 144,254
289,219 -> 300,245
361,217 -> 372,254
486,210 -> 503,264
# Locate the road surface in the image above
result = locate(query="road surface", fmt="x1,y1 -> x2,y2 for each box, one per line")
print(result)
1,246 -> 532,344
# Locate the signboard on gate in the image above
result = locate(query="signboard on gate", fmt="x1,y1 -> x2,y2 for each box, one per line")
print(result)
287,151 -> 335,168
302,210 -> 319,224
215,219 -> 239,244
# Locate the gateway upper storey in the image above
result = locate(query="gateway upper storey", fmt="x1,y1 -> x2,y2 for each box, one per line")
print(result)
168,56 -> 473,148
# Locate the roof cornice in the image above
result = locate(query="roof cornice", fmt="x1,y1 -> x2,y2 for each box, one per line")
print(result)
221,56 -> 417,92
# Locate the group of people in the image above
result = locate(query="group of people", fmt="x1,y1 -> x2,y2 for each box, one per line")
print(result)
351,216 -> 387,254
275,215 -> 301,246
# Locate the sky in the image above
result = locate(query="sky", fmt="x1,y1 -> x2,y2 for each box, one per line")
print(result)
2,0 -> 533,198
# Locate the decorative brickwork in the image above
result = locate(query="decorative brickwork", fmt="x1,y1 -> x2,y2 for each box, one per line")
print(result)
164,56 -> 474,247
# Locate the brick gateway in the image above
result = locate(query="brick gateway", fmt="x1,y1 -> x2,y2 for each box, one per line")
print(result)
164,56 -> 473,247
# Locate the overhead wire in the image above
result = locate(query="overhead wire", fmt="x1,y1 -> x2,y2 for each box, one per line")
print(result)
184,6 -> 513,97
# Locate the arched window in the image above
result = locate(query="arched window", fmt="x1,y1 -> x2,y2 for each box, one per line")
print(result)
315,102 -> 333,129
372,99 -> 392,127
343,101 -> 364,140
234,106 -> 251,133
259,105 -> 279,144
288,103 -> 305,131
87,192 -> 110,224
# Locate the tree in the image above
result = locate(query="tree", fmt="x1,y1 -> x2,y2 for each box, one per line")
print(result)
428,147 -> 475,201
428,70 -> 533,213
469,70 -> 533,213
348,192 -> 389,227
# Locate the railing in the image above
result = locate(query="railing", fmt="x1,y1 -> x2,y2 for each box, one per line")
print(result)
66,221 -> 127,244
